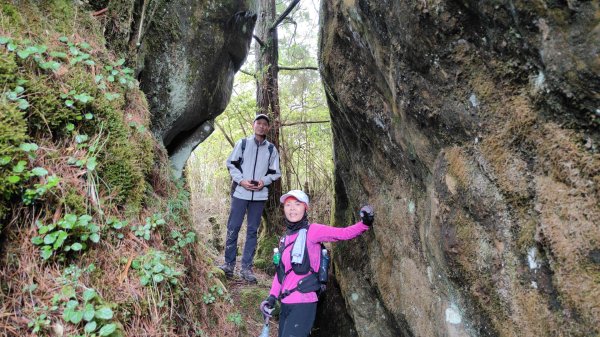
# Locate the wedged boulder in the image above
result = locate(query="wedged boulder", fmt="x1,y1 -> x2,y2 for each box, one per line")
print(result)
318,1 -> 599,336
137,0 -> 257,178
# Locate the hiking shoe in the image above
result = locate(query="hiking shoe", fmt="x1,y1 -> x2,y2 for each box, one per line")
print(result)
218,263 -> 234,278
240,268 -> 257,283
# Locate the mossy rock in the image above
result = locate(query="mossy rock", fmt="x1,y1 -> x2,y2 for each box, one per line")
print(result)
256,231 -> 280,272
253,258 -> 269,271
212,266 -> 227,282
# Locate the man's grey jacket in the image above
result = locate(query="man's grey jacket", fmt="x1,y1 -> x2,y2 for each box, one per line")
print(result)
226,135 -> 281,201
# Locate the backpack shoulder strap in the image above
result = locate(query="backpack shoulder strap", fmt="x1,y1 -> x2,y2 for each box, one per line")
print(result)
239,138 -> 247,164
268,142 -> 274,162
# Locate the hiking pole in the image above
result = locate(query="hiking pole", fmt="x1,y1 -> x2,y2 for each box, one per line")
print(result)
258,316 -> 270,337
258,302 -> 274,337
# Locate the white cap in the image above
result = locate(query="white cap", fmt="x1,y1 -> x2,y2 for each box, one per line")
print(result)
279,190 -> 309,207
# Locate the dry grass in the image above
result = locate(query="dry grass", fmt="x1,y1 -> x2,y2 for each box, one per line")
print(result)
445,146 -> 472,189
0,188 -> 247,337
481,96 -> 536,203
439,72 -> 599,334
535,175 -> 600,329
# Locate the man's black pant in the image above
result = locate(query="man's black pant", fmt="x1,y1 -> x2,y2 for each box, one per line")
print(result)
224,196 -> 265,269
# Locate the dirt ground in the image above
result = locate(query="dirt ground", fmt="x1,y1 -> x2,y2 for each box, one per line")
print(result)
222,263 -> 280,337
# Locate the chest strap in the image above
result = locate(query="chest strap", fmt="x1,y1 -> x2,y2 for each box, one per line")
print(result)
277,238 -> 317,300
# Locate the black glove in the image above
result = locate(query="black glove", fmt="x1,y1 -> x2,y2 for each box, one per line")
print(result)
260,295 -> 277,318
360,205 -> 374,226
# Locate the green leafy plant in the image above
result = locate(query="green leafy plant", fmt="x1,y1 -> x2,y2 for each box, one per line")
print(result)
58,36 -> 95,67
60,89 -> 94,111
53,265 -> 120,337
1,37 -> 62,71
106,217 -> 128,239
131,213 -> 165,240
27,306 -> 51,334
131,250 -> 182,287
202,292 -> 216,304
3,80 -> 30,110
67,133 -> 106,173
202,285 -> 226,305
226,312 -> 243,327
127,121 -> 146,133
0,36 -> 17,51
31,214 -> 101,260
61,290 -> 117,336
23,283 -> 53,334
3,142 -> 38,185
169,230 -> 196,253
102,58 -> 135,88
1,142 -> 60,205
94,58 -> 135,95
22,174 -> 60,205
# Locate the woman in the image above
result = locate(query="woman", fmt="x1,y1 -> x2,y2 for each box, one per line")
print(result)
260,190 -> 374,337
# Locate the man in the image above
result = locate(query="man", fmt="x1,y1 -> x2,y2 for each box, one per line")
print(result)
219,114 -> 281,282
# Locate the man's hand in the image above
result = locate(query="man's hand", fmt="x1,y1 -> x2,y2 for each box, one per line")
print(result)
255,179 -> 265,189
360,205 -> 375,226
239,179 -> 264,191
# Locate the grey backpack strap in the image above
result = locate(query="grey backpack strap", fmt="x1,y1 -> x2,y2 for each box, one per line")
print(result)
266,142 -> 276,175
230,138 -> 247,196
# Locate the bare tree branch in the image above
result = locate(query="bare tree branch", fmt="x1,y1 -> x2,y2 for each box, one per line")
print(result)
270,0 -> 301,31
239,69 -> 256,77
92,8 -> 108,16
215,121 -> 235,148
278,66 -> 318,71
280,120 -> 330,127
253,35 -> 265,47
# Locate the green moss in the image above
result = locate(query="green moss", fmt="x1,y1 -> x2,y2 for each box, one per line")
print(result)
255,231 -> 279,273
0,51 -> 17,86
93,93 -> 149,210
0,99 -> 28,222
101,141 -> 145,209
40,0 -> 76,34
26,74 -> 82,133
240,286 -> 270,314
253,258 -> 268,270
105,1 -> 136,55
1,4 -> 22,27
62,187 -> 87,214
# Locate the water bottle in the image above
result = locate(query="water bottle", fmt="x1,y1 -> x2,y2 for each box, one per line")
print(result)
273,248 -> 281,265
318,248 -> 329,283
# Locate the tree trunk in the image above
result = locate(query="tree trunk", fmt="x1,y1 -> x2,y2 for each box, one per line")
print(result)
255,0 -> 283,237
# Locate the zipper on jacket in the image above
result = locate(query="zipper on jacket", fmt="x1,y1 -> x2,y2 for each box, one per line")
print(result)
251,141 -> 260,201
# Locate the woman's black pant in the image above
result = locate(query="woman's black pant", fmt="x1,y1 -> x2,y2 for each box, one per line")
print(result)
278,302 -> 317,337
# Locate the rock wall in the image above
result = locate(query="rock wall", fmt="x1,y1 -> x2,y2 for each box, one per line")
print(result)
318,0 -> 599,336
137,0 -> 257,177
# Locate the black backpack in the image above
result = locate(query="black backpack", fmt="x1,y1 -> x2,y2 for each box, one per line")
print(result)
275,226 -> 329,300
